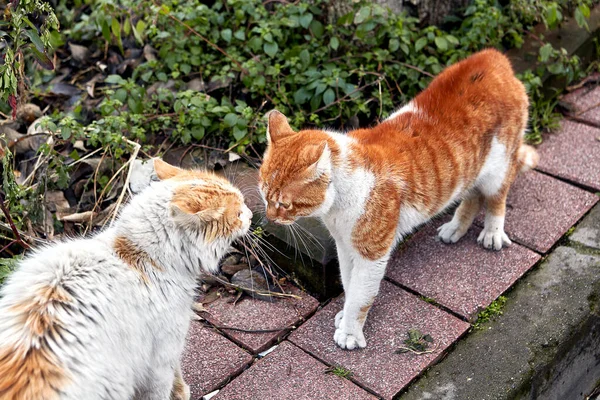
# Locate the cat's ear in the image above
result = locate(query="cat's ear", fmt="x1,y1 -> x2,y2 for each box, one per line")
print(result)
170,203 -> 225,221
170,188 -> 225,223
154,158 -> 183,180
306,142 -> 331,177
265,110 -> 295,144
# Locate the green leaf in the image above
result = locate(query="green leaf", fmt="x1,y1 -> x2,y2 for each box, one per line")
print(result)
434,37 -> 448,51
101,20 -> 111,42
310,20 -> 324,38
294,87 -> 311,104
234,29 -> 246,41
221,29 -> 232,43
445,35 -> 459,45
539,43 -> 553,63
415,37 -> 427,52
133,20 -> 146,45
299,14 -> 313,29
61,127 -> 72,140
29,46 -> 54,70
263,42 -> 278,58
123,17 -> 131,35
24,29 -> 45,52
400,43 -> 409,55
580,3 -> 591,18
389,38 -> 400,52
232,126 -> 246,141
111,18 -> 123,53
105,75 -> 126,85
547,62 -> 565,75
323,88 -> 335,105
127,97 -> 143,114
575,7 -> 587,29
111,17 -> 121,38
224,113 -> 239,127
545,4 -> 562,28
191,127 -> 205,140
310,93 -> 322,110
330,37 -> 340,51
159,4 -> 171,15
354,6 -> 371,24
299,49 -> 311,68
114,88 -> 127,102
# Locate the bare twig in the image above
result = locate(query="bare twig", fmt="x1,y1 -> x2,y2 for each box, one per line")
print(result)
212,275 -> 301,300
389,61 -> 435,78
109,138 -> 141,226
0,192 -> 30,250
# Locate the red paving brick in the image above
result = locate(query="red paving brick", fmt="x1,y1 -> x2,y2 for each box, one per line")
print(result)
215,342 -> 377,400
386,225 -> 540,319
561,84 -> 600,126
180,322 -> 253,399
288,281 -> 469,400
197,282 -> 319,354
536,120 -> 600,191
475,170 -> 598,253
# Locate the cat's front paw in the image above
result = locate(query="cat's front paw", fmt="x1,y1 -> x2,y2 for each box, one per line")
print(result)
334,310 -> 344,329
437,220 -> 468,244
334,327 -> 366,350
477,228 -> 511,250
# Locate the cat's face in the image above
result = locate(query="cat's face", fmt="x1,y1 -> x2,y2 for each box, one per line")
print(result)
154,159 -> 253,241
258,111 -> 334,225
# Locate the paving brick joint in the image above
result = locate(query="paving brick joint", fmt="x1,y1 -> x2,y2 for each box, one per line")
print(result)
179,89 -> 600,399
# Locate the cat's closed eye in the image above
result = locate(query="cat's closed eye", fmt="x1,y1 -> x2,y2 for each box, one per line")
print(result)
279,202 -> 292,210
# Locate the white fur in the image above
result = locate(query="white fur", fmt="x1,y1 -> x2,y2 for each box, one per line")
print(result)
478,214 -> 511,250
0,177 -> 251,399
386,102 -> 418,120
474,137 -> 509,197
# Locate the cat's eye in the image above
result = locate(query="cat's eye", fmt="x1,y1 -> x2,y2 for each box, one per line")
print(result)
279,202 -> 291,210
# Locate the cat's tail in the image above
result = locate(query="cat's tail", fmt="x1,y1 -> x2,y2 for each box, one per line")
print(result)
518,144 -> 539,172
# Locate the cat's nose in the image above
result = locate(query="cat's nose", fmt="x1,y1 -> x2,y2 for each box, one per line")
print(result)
266,206 -> 277,221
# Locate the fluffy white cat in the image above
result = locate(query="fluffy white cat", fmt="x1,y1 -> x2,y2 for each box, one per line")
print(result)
0,159 -> 252,400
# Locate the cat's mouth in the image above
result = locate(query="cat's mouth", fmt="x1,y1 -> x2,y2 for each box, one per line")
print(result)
273,218 -> 296,226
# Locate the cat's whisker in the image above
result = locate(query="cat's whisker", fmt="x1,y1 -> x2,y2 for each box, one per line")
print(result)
294,222 -> 324,252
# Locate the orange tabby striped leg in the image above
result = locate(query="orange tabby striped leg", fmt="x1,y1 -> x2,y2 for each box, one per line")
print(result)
438,192 -> 484,244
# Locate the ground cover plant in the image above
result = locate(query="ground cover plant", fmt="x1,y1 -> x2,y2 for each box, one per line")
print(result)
0,0 -> 597,270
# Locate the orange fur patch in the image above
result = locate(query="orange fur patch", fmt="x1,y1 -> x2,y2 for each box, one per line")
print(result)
170,369 -> 187,400
171,184 -> 244,241
0,286 -> 72,399
357,301 -> 374,324
114,236 -> 163,283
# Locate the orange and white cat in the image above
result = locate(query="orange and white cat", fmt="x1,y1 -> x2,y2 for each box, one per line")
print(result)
258,49 -> 538,350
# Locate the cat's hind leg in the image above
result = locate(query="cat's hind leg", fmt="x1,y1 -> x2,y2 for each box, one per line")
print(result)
478,188 -> 512,250
477,160 -> 519,250
170,366 -> 190,400
438,192 -> 484,244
